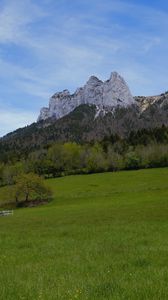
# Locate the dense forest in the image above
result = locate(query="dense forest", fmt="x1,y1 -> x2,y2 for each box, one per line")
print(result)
0,126 -> 168,187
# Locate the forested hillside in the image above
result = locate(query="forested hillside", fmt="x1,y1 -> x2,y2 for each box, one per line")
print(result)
0,125 -> 168,187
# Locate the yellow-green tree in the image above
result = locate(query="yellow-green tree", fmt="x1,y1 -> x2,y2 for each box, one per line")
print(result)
14,173 -> 53,203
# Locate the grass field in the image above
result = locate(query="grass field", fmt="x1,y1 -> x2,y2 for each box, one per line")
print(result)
0,168 -> 168,299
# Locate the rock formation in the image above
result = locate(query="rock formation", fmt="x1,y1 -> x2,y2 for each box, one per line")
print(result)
38,72 -> 134,121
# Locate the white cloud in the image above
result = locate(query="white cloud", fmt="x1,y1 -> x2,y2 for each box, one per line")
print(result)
0,0 -> 47,44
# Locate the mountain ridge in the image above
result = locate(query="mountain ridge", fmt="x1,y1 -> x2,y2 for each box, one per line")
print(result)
38,71 -> 134,121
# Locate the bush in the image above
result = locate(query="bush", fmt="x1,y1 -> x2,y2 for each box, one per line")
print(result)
124,151 -> 141,170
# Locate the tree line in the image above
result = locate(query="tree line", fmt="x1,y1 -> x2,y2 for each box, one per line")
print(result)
1,126 -> 168,188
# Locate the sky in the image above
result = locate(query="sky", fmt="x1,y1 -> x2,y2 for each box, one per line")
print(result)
0,0 -> 168,136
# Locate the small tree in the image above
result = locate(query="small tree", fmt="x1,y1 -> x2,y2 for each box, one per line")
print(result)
85,144 -> 108,173
14,173 -> 53,204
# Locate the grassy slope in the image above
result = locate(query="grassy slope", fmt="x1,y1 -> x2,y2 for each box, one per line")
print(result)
0,168 -> 168,299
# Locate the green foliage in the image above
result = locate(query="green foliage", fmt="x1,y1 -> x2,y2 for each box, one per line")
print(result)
0,163 -> 4,185
2,162 -> 24,186
1,126 -> 168,186
106,146 -> 124,171
63,142 -> 82,171
124,151 -> 141,170
13,173 -> 53,203
85,143 -> 108,173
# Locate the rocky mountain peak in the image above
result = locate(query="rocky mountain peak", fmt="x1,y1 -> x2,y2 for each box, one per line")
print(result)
51,89 -> 70,99
109,71 -> 120,80
38,72 -> 134,121
87,75 -> 103,85
103,71 -> 134,107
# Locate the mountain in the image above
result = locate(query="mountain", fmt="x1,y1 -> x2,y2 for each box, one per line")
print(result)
38,72 -> 134,121
1,72 -> 168,161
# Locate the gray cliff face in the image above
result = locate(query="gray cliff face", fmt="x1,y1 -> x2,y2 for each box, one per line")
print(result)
38,72 -> 134,121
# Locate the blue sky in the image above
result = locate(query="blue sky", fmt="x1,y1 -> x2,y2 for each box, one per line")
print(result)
0,0 -> 168,136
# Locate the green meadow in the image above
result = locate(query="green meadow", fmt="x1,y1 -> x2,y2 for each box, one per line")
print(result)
0,168 -> 168,300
